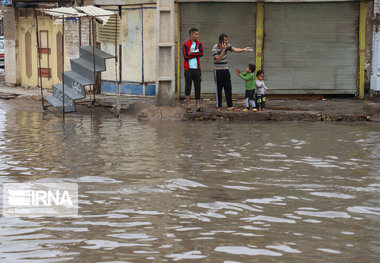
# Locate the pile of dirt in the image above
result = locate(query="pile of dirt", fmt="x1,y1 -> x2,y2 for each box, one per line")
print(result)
137,105 -> 185,122
364,100 -> 380,121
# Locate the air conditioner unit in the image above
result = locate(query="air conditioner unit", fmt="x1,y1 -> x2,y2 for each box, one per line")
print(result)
371,76 -> 380,91
371,33 -> 380,91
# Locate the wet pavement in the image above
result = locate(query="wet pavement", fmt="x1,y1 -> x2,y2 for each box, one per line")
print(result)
0,100 -> 379,262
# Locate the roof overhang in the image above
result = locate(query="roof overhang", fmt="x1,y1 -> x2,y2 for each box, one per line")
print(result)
38,5 -> 116,25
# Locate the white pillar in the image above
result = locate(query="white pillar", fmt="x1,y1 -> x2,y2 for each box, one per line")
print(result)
156,0 -> 175,106
3,6 -> 20,86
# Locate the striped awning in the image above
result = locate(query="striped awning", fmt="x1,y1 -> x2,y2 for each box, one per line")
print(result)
39,5 -> 115,24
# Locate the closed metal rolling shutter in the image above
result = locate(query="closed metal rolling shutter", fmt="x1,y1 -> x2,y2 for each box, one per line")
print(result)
180,3 -> 256,95
264,2 -> 359,94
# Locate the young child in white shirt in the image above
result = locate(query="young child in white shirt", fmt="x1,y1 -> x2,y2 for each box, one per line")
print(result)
255,70 -> 270,111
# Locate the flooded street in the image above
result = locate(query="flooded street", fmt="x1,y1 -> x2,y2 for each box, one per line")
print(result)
0,103 -> 379,262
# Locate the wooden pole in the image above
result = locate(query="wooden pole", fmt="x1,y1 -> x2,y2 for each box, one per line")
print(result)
35,11 -> 45,109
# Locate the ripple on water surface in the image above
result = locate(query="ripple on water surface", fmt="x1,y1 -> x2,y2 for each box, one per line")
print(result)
0,108 -> 379,262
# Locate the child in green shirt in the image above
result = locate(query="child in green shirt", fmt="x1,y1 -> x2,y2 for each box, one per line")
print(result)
236,64 -> 257,112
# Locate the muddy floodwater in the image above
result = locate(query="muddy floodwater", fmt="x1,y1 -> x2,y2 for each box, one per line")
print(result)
0,104 -> 379,263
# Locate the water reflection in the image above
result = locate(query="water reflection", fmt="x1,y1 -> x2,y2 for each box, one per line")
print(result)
0,105 -> 379,262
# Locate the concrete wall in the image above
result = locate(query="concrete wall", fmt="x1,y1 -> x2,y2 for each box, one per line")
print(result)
64,18 -> 91,72
3,6 -> 20,86
366,1 -> 374,91
4,6 -> 91,89
18,16 -> 64,89
82,0 -> 95,5
122,6 -> 143,83
98,5 -> 119,85
16,14 -> 91,89
143,5 -> 157,83
95,0 -> 155,4
95,0 -> 367,4
100,4 -> 157,96
98,0 -> 375,98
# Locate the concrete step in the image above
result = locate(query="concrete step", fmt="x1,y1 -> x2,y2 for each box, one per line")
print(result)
70,58 -> 105,83
52,83 -> 85,100
51,86 -> 76,112
64,70 -> 93,86
43,95 -> 76,113
79,46 -> 114,70
44,45 -> 114,113
63,71 -> 90,97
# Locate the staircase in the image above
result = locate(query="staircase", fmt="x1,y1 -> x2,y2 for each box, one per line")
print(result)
44,46 -> 114,112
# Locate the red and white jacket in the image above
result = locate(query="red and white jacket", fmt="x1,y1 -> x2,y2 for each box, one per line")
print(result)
182,39 -> 204,71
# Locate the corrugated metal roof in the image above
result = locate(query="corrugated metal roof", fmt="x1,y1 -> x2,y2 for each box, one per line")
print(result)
40,5 -> 115,24
76,6 -> 115,24
41,7 -> 86,18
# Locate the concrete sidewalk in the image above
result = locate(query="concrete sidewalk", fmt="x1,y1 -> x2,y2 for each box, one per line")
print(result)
180,97 -> 372,122
0,83 -> 379,122
137,97 -> 380,122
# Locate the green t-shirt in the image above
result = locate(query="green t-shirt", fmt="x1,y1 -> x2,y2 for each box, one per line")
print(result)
239,72 -> 255,91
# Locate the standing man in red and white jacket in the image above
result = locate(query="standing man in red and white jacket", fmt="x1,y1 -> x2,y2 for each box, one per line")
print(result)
182,28 -> 204,113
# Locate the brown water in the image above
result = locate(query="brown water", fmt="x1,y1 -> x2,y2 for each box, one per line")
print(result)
0,105 -> 379,263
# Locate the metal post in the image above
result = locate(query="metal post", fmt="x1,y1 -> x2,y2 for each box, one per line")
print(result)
114,14 -> 118,64
255,2 -> 264,77
62,15 -> 65,117
79,17 -> 81,47
141,5 -> 144,88
88,18 -> 92,106
119,6 -> 122,91
35,10 -> 45,109
92,17 -> 96,105
89,18 -> 92,45
114,14 -> 120,116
